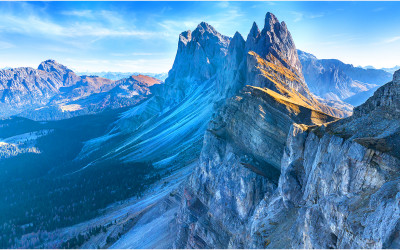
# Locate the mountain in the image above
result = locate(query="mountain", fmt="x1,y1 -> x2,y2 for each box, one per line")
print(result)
298,50 -> 392,102
362,65 -> 376,70
343,85 -> 380,106
0,62 -> 162,120
4,10 -> 398,250
381,65 -> 400,74
362,65 -> 400,74
0,60 -> 80,117
76,71 -> 168,81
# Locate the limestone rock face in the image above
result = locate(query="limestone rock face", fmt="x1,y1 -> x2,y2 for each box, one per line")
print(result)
246,13 -> 302,77
394,69 -> 400,83
37,59 -> 80,86
242,13 -> 346,118
214,32 -> 246,98
173,83 -> 337,247
248,123 -> 400,248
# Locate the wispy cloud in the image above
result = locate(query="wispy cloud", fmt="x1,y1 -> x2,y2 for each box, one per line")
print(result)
110,52 -> 164,57
61,10 -> 93,17
64,58 -> 173,72
290,11 -> 324,23
0,13 -> 158,39
62,9 -> 127,25
0,41 -> 14,50
384,36 -> 400,44
373,7 -> 385,12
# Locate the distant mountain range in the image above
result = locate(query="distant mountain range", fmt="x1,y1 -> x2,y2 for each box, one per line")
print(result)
0,61 -> 162,120
76,71 -> 168,81
362,65 -> 400,74
298,50 -> 392,106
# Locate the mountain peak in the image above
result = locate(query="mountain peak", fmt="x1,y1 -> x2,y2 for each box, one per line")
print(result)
38,59 -> 71,73
195,21 -> 218,35
232,31 -> 244,42
264,12 -> 279,30
191,21 -> 230,47
393,69 -> 400,84
248,22 -> 260,39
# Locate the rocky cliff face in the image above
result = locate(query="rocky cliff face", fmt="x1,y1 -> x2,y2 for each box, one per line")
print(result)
247,71 -> 400,248
298,50 -> 392,104
248,122 -> 400,248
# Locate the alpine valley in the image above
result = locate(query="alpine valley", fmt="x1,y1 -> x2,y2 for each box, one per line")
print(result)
1,10 -> 400,250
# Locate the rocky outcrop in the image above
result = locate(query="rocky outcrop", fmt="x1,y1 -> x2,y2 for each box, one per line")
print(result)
298,50 -> 392,103
248,122 -> 400,248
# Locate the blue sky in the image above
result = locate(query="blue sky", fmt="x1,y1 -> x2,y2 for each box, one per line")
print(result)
0,1 -> 399,73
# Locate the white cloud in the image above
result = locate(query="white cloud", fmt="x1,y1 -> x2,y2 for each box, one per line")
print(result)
384,36 -> 400,44
290,11 -> 324,23
291,11 -> 304,22
0,41 -> 15,50
61,10 -> 93,17
373,7 -> 385,12
0,11 -> 154,39
110,52 -> 164,57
